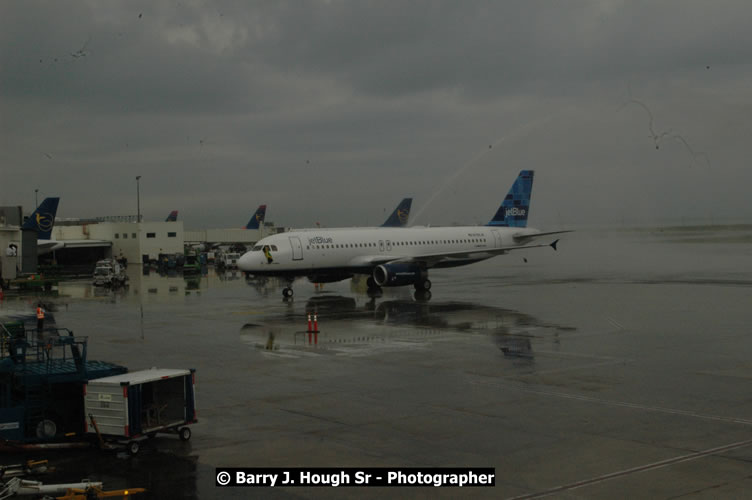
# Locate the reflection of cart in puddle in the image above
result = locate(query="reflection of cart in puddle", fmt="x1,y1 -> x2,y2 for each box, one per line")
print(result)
84,368 -> 197,455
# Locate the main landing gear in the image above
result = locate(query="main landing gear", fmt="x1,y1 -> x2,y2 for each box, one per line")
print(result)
413,278 -> 431,292
413,277 -> 431,301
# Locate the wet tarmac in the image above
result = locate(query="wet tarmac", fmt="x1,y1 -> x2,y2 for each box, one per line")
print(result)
2,226 -> 752,499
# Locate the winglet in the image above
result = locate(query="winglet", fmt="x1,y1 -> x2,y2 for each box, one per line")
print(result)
550,239 -> 559,251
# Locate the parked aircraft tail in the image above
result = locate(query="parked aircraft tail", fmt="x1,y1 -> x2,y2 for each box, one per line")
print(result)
245,205 -> 267,229
165,210 -> 179,222
487,170 -> 534,228
381,198 -> 413,227
22,197 -> 59,240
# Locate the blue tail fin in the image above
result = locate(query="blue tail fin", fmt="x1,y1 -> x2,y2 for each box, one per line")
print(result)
381,198 -> 412,227
245,205 -> 267,229
487,170 -> 534,227
165,210 -> 179,222
22,197 -> 59,239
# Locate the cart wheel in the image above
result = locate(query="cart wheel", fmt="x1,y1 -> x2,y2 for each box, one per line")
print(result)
179,427 -> 192,441
128,440 -> 140,455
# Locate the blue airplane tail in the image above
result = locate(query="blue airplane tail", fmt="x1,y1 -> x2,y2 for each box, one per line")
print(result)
165,210 -> 179,222
487,170 -> 534,227
381,198 -> 413,227
22,197 -> 60,240
245,205 -> 267,229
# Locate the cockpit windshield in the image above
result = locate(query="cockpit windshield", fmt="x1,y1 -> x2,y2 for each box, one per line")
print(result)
252,245 -> 278,251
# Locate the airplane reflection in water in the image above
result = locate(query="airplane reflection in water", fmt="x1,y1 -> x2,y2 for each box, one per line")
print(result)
239,296 -> 574,358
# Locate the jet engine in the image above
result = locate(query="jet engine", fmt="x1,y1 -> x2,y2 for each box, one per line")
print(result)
373,262 -> 426,287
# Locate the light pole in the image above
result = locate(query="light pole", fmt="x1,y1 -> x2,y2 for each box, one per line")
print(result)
136,176 -> 141,223
35,189 -> 38,207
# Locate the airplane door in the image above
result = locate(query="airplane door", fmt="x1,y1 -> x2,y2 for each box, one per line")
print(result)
491,230 -> 503,248
289,237 -> 304,260
379,240 -> 385,252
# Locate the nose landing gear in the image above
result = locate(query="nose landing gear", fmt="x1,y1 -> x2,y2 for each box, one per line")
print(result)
282,278 -> 295,299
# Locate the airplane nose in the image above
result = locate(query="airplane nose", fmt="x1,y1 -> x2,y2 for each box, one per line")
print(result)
237,252 -> 253,271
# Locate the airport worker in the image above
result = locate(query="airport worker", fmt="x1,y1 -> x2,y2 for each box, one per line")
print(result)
263,245 -> 273,264
36,302 -> 45,333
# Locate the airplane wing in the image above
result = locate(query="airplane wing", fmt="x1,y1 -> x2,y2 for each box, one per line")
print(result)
512,230 -> 573,244
37,239 -> 112,255
349,240 -> 562,269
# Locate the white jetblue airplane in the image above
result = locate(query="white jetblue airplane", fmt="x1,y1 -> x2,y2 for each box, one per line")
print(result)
238,171 -> 567,298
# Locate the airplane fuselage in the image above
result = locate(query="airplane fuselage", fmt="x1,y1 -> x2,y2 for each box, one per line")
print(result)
238,225 -> 539,280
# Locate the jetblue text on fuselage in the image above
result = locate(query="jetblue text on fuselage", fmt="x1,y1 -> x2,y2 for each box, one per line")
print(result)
308,236 -> 334,245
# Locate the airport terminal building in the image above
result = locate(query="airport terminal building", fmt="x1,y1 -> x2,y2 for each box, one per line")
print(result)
53,219 -> 187,264
1,206 -> 265,278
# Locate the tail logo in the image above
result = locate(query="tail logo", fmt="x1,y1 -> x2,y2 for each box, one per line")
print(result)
505,207 -> 526,217
35,212 -> 54,231
397,208 -> 409,225
255,207 -> 266,223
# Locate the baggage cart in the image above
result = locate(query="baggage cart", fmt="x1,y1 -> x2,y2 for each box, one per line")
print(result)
84,368 -> 197,455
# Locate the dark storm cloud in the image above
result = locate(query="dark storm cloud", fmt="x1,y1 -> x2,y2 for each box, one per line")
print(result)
2,1 -> 752,228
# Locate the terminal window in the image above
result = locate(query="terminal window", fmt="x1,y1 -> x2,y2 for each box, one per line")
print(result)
123,233 -> 128,239
115,234 -> 119,239
167,232 -> 177,238
132,233 -> 136,238
146,233 -> 156,238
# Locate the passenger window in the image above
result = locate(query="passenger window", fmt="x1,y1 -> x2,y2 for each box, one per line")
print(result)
272,245 -> 278,251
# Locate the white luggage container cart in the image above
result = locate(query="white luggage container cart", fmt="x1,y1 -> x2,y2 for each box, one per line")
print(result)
84,368 -> 197,455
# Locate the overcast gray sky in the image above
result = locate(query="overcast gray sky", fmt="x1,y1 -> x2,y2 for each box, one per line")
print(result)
2,1 -> 750,229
